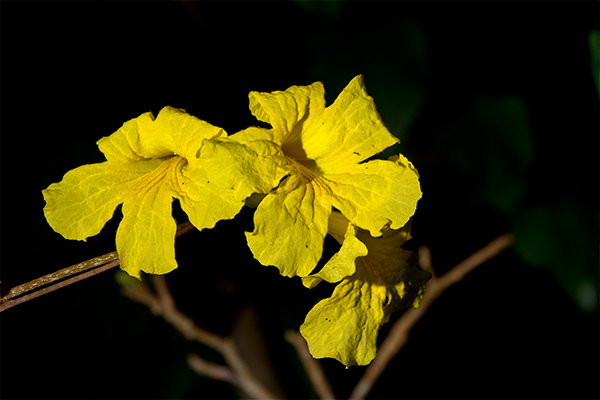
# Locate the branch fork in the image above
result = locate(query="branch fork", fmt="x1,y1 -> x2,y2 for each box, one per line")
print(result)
1,222 -> 513,399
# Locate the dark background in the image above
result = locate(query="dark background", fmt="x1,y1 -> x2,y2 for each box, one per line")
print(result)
2,2 -> 598,399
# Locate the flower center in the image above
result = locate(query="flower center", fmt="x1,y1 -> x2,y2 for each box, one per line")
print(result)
130,156 -> 186,195
285,155 -> 321,181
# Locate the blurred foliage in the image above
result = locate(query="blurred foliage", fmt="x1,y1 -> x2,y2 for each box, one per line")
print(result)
590,30 -> 599,97
514,199 -> 598,313
441,96 -> 534,214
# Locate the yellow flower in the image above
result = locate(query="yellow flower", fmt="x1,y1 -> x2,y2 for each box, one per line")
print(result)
299,211 -> 431,367
242,75 -> 422,278
42,106 -> 283,278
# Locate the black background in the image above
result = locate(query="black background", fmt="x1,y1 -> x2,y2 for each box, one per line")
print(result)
2,2 -> 598,399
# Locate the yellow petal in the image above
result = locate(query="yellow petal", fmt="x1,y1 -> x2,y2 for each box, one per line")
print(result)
389,152 -> 420,177
302,211 -> 367,289
245,174 -> 331,277
42,159 -> 162,240
249,76 -> 398,170
138,106 -> 226,164
300,219 -> 430,367
44,107 -> 258,278
179,126 -> 289,231
97,113 -> 153,163
248,82 -> 324,145
177,162 -> 245,231
300,274 -> 382,366
326,158 -> 422,236
285,75 -> 399,173
243,76 -> 422,277
116,159 -> 181,278
199,131 -> 288,200
354,223 -> 430,317
98,106 -> 225,166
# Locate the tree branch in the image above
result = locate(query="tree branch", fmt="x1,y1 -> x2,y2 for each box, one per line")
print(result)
122,274 -> 279,399
349,233 -> 515,399
1,251 -> 119,304
0,221 -> 194,312
187,353 -> 237,385
285,330 -> 336,400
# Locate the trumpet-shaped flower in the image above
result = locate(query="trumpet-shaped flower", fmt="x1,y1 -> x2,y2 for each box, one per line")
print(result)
42,106 -> 284,278
242,75 -> 422,278
299,210 -> 431,367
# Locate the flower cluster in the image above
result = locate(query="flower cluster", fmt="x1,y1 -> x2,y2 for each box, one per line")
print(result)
42,75 -> 429,366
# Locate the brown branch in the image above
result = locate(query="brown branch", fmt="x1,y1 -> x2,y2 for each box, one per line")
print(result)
150,275 -> 224,351
220,337 -> 280,399
187,354 -> 237,384
285,330 -> 336,400
0,221 -> 194,312
0,259 -> 121,312
349,233 -> 515,400
121,275 -> 279,399
1,251 -> 119,303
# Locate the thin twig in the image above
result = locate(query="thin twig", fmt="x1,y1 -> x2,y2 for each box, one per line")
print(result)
0,259 -> 121,312
418,245 -> 434,275
285,330 -> 336,400
0,221 -> 194,312
1,251 -> 119,302
187,354 -> 237,384
150,276 -> 224,351
220,337 -> 280,399
349,233 -> 515,400
122,275 -> 279,399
